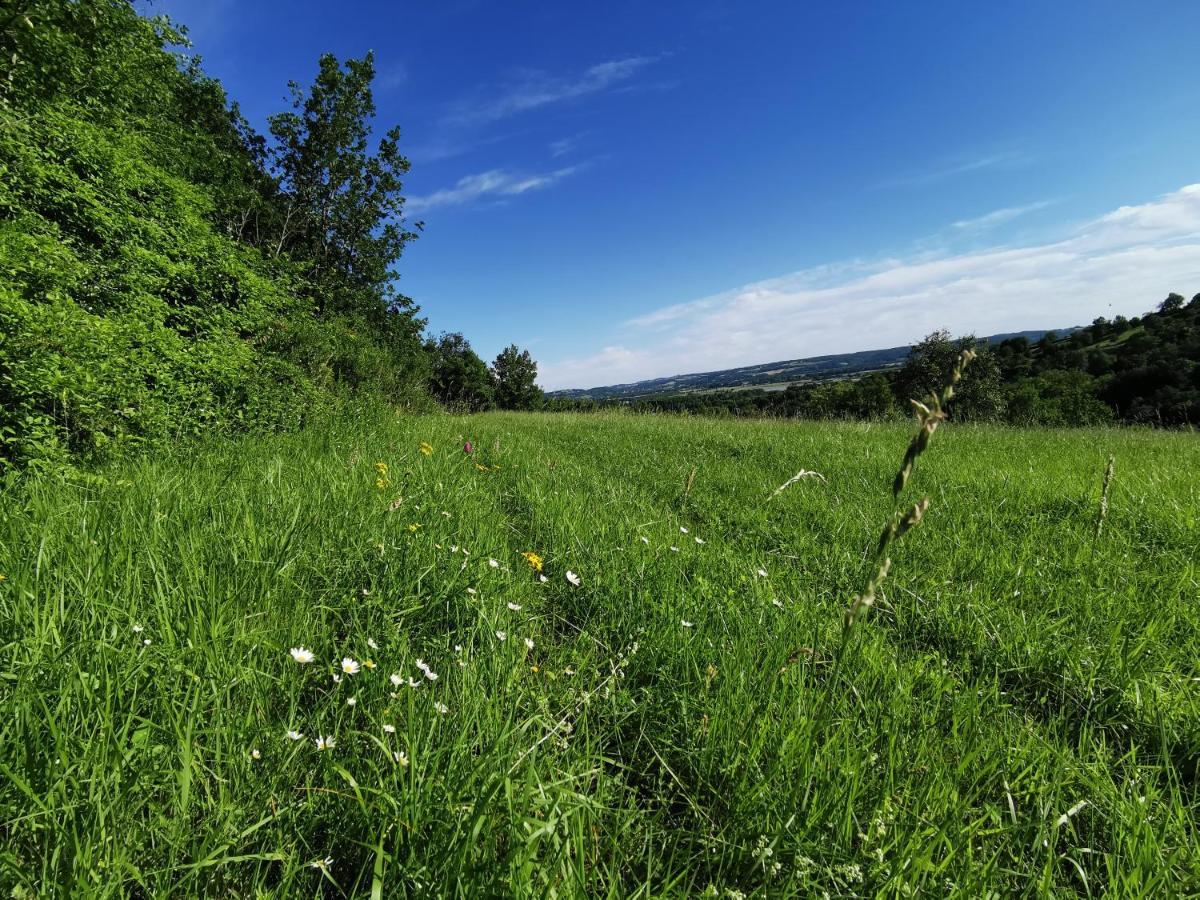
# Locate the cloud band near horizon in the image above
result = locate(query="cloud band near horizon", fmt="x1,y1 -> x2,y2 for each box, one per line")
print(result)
538,184 -> 1200,391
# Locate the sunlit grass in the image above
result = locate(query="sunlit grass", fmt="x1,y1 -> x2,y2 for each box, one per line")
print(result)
1,409 -> 1197,896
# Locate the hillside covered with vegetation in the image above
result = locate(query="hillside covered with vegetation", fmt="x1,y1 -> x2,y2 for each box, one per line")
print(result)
0,1 -> 545,478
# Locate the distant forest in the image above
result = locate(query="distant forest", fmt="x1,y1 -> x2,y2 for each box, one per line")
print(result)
547,295 -> 1200,427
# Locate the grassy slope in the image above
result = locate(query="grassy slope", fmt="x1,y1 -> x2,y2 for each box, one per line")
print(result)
0,411 -> 1197,896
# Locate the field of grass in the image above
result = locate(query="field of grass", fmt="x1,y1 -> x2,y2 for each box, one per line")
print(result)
1,409 -> 1197,897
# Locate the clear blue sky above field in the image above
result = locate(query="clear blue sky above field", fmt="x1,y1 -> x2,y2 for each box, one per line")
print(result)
147,0 -> 1200,389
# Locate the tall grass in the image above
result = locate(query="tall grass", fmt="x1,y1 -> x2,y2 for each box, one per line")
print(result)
0,408 -> 1196,896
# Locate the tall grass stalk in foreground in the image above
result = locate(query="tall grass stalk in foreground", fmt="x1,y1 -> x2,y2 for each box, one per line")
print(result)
844,348 -> 976,630
1094,454 -> 1116,541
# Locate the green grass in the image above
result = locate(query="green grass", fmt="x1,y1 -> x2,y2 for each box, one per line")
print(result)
1,410 -> 1198,897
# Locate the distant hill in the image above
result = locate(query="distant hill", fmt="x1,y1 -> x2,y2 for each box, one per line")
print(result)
550,330 -> 1066,400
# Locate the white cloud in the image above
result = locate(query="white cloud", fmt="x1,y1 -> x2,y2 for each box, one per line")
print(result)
549,133 -> 586,158
446,57 -> 658,127
539,184 -> 1200,391
952,200 -> 1056,231
407,166 -> 581,214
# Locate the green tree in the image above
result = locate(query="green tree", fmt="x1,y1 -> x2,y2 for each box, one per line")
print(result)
1158,293 -> 1185,313
426,333 -> 494,411
268,52 -> 420,326
491,345 -> 543,410
893,330 -> 1004,420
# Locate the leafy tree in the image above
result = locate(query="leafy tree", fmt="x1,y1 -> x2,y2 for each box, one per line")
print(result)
426,333 -> 494,411
491,345 -> 543,410
268,52 -> 420,327
893,330 -> 1003,419
1158,293 -> 1185,313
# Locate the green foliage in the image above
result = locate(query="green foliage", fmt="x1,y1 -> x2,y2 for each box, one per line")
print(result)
0,411 -> 1196,894
425,332 -> 494,411
0,1 -> 430,474
894,330 -> 1004,420
491,343 -> 543,410
268,51 -> 421,324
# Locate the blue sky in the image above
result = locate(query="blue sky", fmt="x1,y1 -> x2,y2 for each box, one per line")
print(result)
146,0 -> 1200,389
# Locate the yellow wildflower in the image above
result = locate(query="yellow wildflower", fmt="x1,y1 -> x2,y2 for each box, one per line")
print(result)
419,442 -> 433,456
521,551 -> 544,572
407,523 -> 421,533
475,463 -> 488,472
375,461 -> 391,490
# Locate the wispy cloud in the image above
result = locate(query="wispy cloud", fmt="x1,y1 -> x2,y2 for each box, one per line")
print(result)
951,199 -> 1057,231
540,184 -> 1200,390
880,150 -> 1032,188
376,61 -> 409,92
445,56 -> 658,127
549,133 -> 587,158
407,165 -> 582,214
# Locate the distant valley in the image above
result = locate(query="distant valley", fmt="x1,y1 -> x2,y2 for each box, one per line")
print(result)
549,330 -> 1066,401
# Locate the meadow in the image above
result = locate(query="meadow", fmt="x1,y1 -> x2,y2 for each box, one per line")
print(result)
0,409 -> 1197,897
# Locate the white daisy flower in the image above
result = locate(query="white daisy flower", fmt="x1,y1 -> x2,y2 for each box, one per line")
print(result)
538,574 -> 548,583
346,696 -> 357,707
565,571 -> 581,586
383,724 -> 396,734
416,659 -> 438,681
756,568 -> 768,578
310,856 -> 333,870
524,637 -> 535,650
251,748 -> 261,760
669,546 -> 680,552
451,545 -> 459,553
466,587 -> 477,595
290,647 -> 315,664
286,729 -> 304,741
640,536 -> 650,544
340,657 -> 360,675
367,638 -> 378,650
680,526 -> 689,534
132,624 -> 144,633
695,537 -> 705,544
681,619 -> 694,628
143,638 -> 152,646
331,673 -> 341,683
315,735 -> 334,751
390,673 -> 403,687
433,701 -> 449,714
495,630 -> 508,642
394,751 -> 409,765
772,599 -> 784,609
488,558 -> 500,568
407,677 -> 422,688
507,602 -> 522,611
